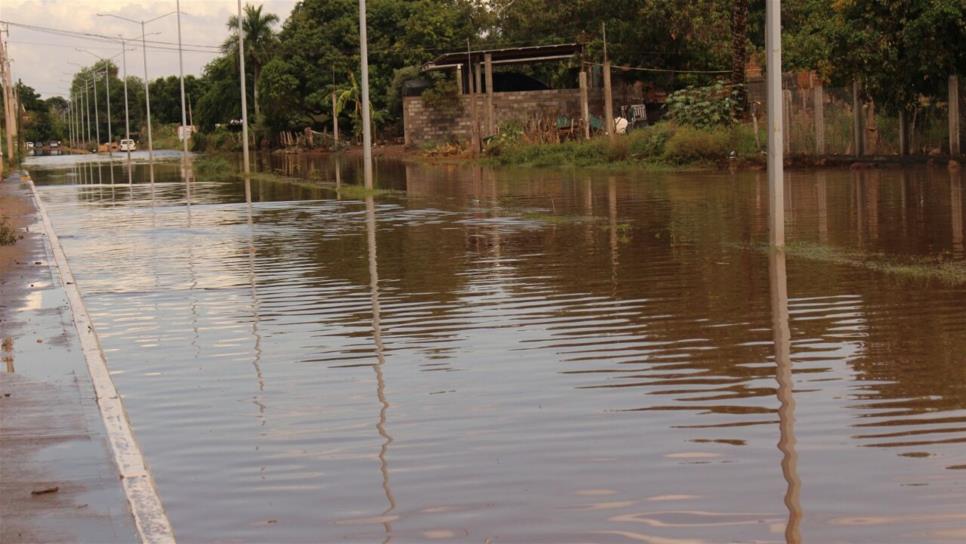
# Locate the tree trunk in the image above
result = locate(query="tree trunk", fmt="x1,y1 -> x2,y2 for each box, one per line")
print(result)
730,0 -> 749,116
253,64 -> 261,119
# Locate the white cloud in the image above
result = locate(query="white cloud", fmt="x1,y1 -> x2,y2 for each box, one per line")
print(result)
1,0 -> 298,97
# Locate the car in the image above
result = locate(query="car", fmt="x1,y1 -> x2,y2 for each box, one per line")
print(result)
119,139 -> 137,152
49,141 -> 60,148
26,141 -> 34,149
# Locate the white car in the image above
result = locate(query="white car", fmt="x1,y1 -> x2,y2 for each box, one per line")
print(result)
119,139 -> 137,152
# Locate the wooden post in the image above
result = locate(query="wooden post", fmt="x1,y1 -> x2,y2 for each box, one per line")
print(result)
474,63 -> 482,101
579,70 -> 590,140
852,79 -> 863,157
466,42 -> 480,156
456,65 -> 463,95
813,82 -> 825,155
899,109 -> 907,156
484,53 -> 495,137
950,74 -> 961,157
783,89 -> 792,154
331,91 -> 339,146
603,60 -> 614,141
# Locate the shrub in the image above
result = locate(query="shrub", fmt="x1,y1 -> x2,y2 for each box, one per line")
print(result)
662,126 -> 732,163
627,123 -> 676,158
665,81 -> 741,128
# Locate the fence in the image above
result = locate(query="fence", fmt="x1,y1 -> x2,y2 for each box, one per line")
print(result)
748,72 -> 964,157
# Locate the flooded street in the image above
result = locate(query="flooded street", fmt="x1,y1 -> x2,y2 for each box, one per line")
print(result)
25,155 -> 966,543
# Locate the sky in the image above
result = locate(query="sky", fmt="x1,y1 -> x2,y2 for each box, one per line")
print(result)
1,0 -> 300,98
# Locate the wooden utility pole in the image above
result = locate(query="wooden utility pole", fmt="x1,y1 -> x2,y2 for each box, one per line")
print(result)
484,53 -> 495,137
766,0 -> 784,247
0,35 -> 13,165
579,69 -> 590,140
950,75 -> 960,157
602,23 -> 614,141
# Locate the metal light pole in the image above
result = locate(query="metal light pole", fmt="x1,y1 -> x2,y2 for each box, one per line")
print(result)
78,49 -> 122,159
237,0 -> 250,176
766,0 -> 784,247
176,0 -> 189,160
97,12 -> 175,172
358,0 -> 373,189
119,36 -> 132,173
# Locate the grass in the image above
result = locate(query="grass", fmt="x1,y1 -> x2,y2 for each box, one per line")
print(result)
780,241 -> 966,285
485,122 -> 764,169
0,215 -> 21,246
192,154 -> 392,199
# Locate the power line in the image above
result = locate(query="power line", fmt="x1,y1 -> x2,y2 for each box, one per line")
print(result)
0,20 -> 223,51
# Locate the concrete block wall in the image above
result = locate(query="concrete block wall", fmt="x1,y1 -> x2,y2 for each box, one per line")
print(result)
404,89 -> 604,147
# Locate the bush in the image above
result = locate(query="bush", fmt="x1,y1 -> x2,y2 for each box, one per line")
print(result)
662,126 -> 732,163
627,123 -> 676,158
665,81 -> 741,128
193,156 -> 236,181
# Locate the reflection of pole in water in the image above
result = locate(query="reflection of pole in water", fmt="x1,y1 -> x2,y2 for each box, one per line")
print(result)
245,178 -> 266,421
335,155 -> 342,200
365,195 -> 395,541
608,177 -> 618,294
769,247 -> 802,544
952,170 -> 963,258
816,173 -> 828,244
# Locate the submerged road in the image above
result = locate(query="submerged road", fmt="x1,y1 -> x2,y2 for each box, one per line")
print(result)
0,172 -> 138,542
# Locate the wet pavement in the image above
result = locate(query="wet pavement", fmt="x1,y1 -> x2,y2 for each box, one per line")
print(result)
22,154 -> 966,542
0,172 -> 137,543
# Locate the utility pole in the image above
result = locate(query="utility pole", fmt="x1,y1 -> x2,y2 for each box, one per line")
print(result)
359,0 -> 373,189
602,22 -> 615,142
119,36 -> 132,169
176,0 -> 190,160
92,69 -> 101,153
237,0 -> 250,176
766,0 -> 784,247
1,33 -> 15,165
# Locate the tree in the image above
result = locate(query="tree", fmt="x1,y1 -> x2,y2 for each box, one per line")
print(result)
730,0 -> 749,115
224,3 -> 280,119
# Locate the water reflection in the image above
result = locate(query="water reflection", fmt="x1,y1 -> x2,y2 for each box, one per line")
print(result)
24,157 -> 966,542
769,248 -> 802,543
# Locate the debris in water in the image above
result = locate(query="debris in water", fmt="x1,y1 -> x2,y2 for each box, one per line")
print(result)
31,486 -> 60,496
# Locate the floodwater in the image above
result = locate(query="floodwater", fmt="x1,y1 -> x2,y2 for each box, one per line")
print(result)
26,153 -> 966,543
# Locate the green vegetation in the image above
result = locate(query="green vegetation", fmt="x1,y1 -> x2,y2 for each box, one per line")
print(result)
487,123 -> 761,168
783,242 -> 966,286
0,216 -> 20,246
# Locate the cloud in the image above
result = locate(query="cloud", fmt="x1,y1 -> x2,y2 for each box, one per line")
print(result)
2,0 -> 298,97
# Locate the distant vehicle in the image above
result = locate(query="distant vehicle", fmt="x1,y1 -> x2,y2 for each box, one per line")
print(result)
35,141 -> 45,149
120,138 -> 137,152
26,141 -> 34,149
49,141 -> 60,148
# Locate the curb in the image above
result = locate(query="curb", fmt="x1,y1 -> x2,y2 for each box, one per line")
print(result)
24,170 -> 176,544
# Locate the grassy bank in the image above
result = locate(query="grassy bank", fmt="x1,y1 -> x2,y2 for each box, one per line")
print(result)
485,122 -> 764,169
782,241 -> 966,286
192,154 -> 390,199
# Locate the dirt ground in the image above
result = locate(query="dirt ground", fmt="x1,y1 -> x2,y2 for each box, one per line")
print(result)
0,173 -> 137,543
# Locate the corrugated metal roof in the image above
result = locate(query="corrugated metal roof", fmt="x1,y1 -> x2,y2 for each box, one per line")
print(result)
422,43 -> 582,70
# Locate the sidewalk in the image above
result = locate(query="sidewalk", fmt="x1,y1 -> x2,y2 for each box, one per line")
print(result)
0,172 -> 137,543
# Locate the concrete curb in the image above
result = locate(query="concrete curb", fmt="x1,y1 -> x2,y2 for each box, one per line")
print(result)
24,171 -> 176,544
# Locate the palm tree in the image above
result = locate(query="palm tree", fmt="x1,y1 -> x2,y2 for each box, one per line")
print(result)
223,3 -> 279,119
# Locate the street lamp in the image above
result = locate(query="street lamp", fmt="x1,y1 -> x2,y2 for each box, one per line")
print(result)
77,48 -> 124,159
68,62 -> 96,152
176,0 -> 189,161
96,10 -> 176,169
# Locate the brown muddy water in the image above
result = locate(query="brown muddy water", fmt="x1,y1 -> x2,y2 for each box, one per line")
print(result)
25,154 -> 966,543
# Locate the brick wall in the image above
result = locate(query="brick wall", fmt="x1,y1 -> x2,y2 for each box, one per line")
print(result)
404,88 -> 605,147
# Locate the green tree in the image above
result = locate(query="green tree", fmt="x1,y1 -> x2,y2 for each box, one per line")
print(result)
224,3 -> 280,119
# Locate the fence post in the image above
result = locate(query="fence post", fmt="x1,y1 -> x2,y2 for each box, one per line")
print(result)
456,65 -> 463,95
603,60 -> 614,141
813,82 -> 825,155
484,53 -> 495,137
579,70 -> 590,140
852,79 -> 864,156
332,91 -> 339,146
950,74 -> 961,157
